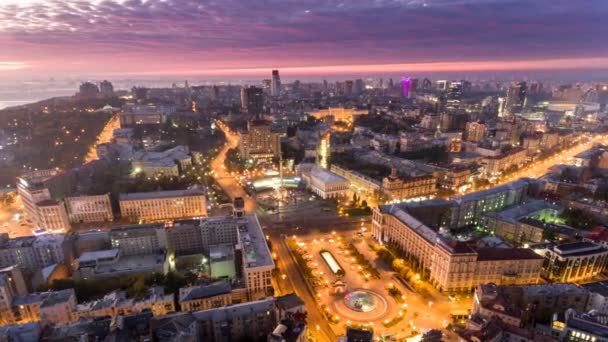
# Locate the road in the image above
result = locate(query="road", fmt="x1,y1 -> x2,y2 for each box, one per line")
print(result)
211,120 -> 257,213
84,114 -> 120,163
476,133 -> 608,192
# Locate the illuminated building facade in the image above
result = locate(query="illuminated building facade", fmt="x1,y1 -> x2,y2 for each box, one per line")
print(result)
238,120 -> 281,161
119,188 -> 207,222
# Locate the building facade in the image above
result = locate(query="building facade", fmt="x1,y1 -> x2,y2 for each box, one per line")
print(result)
540,242 -> 608,283
119,188 -> 207,222
65,194 -> 114,223
238,120 -> 281,161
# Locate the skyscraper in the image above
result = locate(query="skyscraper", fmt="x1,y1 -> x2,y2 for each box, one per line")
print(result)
505,81 -> 527,116
354,79 -> 364,95
240,86 -> 264,117
401,77 -> 411,98
99,80 -> 114,97
345,80 -> 354,96
422,78 -> 432,91
271,70 -> 281,97
445,81 -> 463,110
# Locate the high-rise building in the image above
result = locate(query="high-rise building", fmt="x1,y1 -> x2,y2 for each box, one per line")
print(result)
238,120 -> 281,160
240,86 -> 264,117
422,78 -> 433,91
354,79 -> 364,95
401,77 -> 411,98
78,82 -> 100,99
528,81 -> 543,95
271,70 -> 281,97
436,80 -> 449,91
291,80 -> 301,95
446,81 -> 463,110
504,81 -> 527,116
99,80 -> 114,97
465,121 -> 488,142
345,80 -> 354,96
261,79 -> 271,93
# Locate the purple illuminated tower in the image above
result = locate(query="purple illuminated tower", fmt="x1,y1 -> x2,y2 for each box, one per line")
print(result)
401,77 -> 411,98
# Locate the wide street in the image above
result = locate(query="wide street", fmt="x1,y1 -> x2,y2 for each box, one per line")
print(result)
480,133 -> 608,190
84,114 -> 120,163
210,120 -> 257,212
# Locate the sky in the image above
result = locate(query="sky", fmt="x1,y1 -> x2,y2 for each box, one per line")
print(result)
0,0 -> 607,80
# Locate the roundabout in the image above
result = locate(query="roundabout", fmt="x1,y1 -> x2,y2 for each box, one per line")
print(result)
332,289 -> 389,322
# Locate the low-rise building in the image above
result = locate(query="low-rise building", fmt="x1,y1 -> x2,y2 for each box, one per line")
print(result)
35,200 -> 70,232
582,280 -> 608,314
73,249 -> 169,279
301,166 -> 350,199
472,283 -> 589,328
439,166 -> 472,193
11,289 -> 76,325
194,297 -> 277,342
330,164 -> 381,197
539,241 -> 608,283
65,194 -> 114,223
381,168 -> 436,201
75,287 -> 174,320
552,309 -> 608,342
131,145 -> 193,177
119,188 -> 207,222
179,281 -> 233,312
484,147 -> 527,177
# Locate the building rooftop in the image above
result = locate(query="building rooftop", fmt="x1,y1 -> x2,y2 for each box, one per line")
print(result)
522,283 -> 587,298
275,293 -> 305,311
553,241 -> 607,256
12,289 -> 74,308
240,215 -> 274,269
381,204 -> 438,244
476,248 -> 543,261
179,281 -> 232,302
193,297 -> 275,321
110,223 -> 165,238
151,312 -> 197,341
89,253 -> 166,276
0,322 -> 40,341
581,280 -> 608,297
119,187 -> 204,201
41,316 -> 112,341
77,249 -> 120,263
310,167 -> 348,184
483,199 -> 562,224
453,179 -> 529,203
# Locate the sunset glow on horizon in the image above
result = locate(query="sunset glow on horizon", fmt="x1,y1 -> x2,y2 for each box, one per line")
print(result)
1,0 -> 607,79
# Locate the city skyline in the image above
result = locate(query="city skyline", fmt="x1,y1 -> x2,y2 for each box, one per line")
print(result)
1,0 -> 607,79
